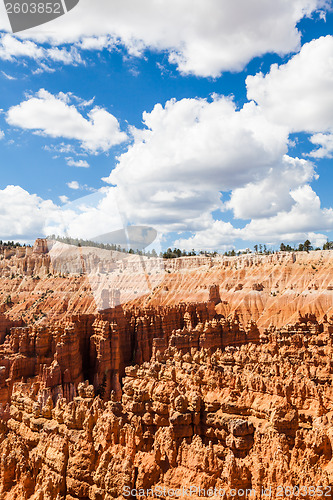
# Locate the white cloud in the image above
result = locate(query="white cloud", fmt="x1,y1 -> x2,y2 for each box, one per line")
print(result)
174,220 -> 240,251
174,185 -> 333,250
6,89 -> 128,153
67,181 -> 80,190
0,34 -> 44,61
65,182 -> 95,192
246,35 -> 333,160
308,133 -> 333,158
57,189 -> 125,238
0,185 -> 61,240
2,19 -> 333,248
0,0 -> 328,77
78,36 -> 114,51
226,155 -> 316,219
241,185 -> 333,243
1,181 -> 331,251
246,35 -> 333,135
103,95 -> 288,232
32,63 -> 56,75
98,93 -> 332,248
45,143 -> 77,154
0,184 -> 125,241
45,46 -> 82,64
66,157 -> 90,168
1,70 -> 16,80
0,33 -> 83,65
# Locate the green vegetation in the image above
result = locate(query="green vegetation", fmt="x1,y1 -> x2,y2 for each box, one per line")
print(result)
224,239 -> 333,257
0,241 -> 28,247
1,236 -> 333,259
323,241 -> 333,250
162,248 -> 196,258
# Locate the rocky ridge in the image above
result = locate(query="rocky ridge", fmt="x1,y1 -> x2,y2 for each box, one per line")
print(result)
1,240 -> 332,329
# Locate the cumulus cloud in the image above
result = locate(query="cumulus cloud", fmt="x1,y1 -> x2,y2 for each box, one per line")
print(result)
241,185 -> 333,243
0,185 -> 61,240
98,93 -> 332,248
174,220 -> 240,252
0,34 -> 43,60
1,180 -> 331,250
59,189 -> 126,238
103,95 -> 289,232
246,35 -> 333,140
0,183 -> 127,241
2,89 -> 332,248
0,0 -> 328,77
3,26 -> 333,248
0,184 -> 116,241
78,36 -> 114,51
45,143 -> 77,154
6,89 -> 128,153
226,156 -> 316,219
45,46 -> 82,64
174,185 -> 333,250
246,35 -> 333,161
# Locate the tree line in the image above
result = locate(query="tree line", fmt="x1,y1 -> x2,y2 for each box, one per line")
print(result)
0,241 -> 27,247
0,237 -> 332,257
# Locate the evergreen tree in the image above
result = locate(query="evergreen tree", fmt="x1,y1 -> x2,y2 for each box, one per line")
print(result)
303,240 -> 312,252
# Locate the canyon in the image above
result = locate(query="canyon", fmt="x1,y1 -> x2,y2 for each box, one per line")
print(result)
0,240 -> 332,499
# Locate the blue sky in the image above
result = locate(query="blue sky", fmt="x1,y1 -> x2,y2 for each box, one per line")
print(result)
0,0 -> 332,251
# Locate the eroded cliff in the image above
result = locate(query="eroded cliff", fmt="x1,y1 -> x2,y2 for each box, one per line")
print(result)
2,316 -> 333,499
1,241 -> 332,330
0,241 -> 332,499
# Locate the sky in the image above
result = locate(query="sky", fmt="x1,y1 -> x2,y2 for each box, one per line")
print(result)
0,0 -> 333,252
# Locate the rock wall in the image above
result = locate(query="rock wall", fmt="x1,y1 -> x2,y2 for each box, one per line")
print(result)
0,301 -> 258,408
0,316 -> 333,499
0,241 -> 332,498
1,241 -> 333,331
142,251 -> 333,330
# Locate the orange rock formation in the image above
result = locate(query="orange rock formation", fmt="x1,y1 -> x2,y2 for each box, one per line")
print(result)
0,241 -> 331,499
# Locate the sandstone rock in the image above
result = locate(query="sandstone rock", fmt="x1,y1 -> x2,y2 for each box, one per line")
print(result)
0,243 -> 332,497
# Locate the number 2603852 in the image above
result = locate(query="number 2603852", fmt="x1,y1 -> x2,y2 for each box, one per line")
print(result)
5,3 -> 62,14
276,486 -> 332,497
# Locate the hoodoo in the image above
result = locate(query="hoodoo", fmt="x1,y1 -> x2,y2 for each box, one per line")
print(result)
0,242 -> 332,498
